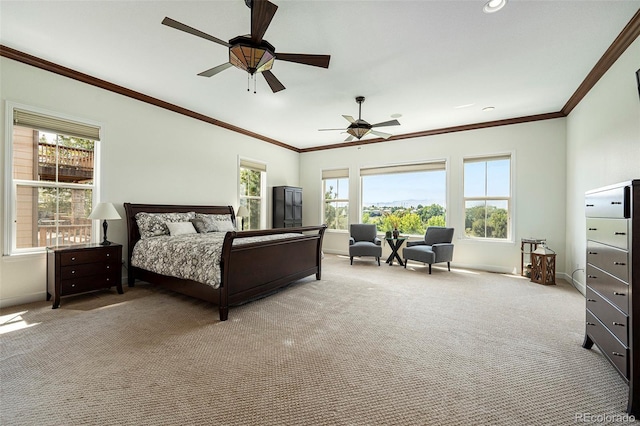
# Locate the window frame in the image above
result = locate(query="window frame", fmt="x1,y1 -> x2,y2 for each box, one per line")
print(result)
359,160 -> 448,237
4,101 -> 102,256
322,168 -> 350,232
238,157 -> 267,230
462,154 -> 512,242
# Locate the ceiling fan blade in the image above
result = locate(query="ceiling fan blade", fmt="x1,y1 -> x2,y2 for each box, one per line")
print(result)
251,0 -> 278,44
344,135 -> 355,142
318,128 -> 346,131
371,119 -> 401,128
276,53 -> 331,69
162,17 -> 231,47
342,115 -> 356,124
370,130 -> 393,139
263,70 -> 285,93
198,62 -> 233,77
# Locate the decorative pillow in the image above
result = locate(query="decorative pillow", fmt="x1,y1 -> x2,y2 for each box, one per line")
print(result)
135,212 -> 196,239
190,218 -> 211,234
214,216 -> 236,232
167,221 -> 197,236
194,213 -> 236,232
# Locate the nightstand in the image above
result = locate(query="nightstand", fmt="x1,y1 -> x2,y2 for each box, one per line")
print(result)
47,243 -> 123,308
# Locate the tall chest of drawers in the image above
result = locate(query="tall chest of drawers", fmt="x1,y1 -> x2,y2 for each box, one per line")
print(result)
583,180 -> 639,414
47,243 -> 123,309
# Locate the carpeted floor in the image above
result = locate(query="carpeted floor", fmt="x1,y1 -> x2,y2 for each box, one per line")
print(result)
0,255 -> 636,425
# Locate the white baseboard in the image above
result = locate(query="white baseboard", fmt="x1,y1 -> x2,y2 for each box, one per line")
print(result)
0,292 -> 47,309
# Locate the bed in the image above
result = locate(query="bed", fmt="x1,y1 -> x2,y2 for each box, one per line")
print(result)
124,203 -> 326,321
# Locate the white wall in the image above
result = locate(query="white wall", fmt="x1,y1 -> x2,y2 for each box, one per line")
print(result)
0,58 -> 300,307
300,118 -> 567,275
565,37 -> 640,294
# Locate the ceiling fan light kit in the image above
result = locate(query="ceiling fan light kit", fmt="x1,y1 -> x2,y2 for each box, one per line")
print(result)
162,0 -> 330,93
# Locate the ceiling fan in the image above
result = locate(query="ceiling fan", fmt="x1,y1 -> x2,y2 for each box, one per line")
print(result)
161,0 -> 330,93
319,96 -> 401,142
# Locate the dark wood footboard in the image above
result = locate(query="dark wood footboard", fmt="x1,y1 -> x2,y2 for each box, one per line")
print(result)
124,203 -> 326,321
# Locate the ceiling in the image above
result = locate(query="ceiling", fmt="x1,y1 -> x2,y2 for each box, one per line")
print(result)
1,1 -> 638,151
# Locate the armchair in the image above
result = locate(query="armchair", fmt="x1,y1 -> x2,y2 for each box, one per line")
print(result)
403,227 -> 454,274
349,224 -> 382,266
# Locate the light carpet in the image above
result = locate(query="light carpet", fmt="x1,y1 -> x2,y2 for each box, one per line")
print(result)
0,255 -> 636,425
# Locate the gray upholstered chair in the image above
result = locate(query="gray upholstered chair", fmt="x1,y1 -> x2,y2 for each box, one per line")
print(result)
403,227 -> 454,274
349,224 -> 382,266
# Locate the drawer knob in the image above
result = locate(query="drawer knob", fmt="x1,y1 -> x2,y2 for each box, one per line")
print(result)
612,352 -> 624,357
587,298 -> 596,302
614,232 -> 626,235
611,201 -> 622,205
106,278 -> 110,281
586,204 -> 594,207
106,265 -> 110,269
588,251 -> 598,255
107,253 -> 110,257
71,270 -> 76,274
588,275 -> 597,279
613,291 -> 626,296
71,284 -> 75,288
613,322 -> 625,327
71,257 -> 76,261
613,262 -> 626,266
586,322 -> 595,326
588,228 -> 598,231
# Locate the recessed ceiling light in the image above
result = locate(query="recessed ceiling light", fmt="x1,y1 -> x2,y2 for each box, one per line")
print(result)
390,113 -> 402,118
483,0 -> 507,13
454,103 -> 475,109
482,106 -> 495,112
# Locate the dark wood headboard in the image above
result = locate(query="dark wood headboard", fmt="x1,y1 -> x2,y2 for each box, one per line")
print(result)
123,203 -> 236,265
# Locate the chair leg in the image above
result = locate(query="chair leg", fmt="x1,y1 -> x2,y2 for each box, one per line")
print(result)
447,261 -> 450,271
404,260 -> 407,269
377,257 -> 380,266
350,256 -> 353,265
429,264 -> 432,274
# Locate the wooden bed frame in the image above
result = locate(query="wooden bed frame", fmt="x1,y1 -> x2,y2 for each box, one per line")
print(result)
124,203 -> 326,321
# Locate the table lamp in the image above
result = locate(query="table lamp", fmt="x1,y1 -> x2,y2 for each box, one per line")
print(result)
88,202 -> 121,245
236,205 -> 249,230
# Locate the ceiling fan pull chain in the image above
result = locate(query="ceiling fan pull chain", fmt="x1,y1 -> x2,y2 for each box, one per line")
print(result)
247,73 -> 250,92
254,75 -> 257,94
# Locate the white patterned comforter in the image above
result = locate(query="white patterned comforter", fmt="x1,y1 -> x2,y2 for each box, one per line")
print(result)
131,232 -> 303,288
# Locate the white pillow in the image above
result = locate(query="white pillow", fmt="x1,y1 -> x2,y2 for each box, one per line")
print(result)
214,217 -> 236,232
166,221 -> 197,236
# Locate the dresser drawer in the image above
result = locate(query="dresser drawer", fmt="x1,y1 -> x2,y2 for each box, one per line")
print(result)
586,286 -> 628,345
586,310 -> 628,378
60,248 -> 119,266
61,273 -> 120,295
61,261 -> 119,280
586,264 -> 629,314
587,240 -> 629,282
585,185 -> 630,218
586,218 -> 628,250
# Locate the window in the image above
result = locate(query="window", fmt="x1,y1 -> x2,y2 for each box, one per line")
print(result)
239,158 -> 266,230
463,155 -> 511,239
361,162 -> 446,235
6,105 -> 100,254
322,169 -> 349,230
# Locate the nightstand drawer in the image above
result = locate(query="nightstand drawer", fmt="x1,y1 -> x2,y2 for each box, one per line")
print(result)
61,262 -> 119,280
586,218 -> 628,250
586,264 -> 628,314
60,248 -> 118,266
586,286 -> 628,345
587,240 -> 629,282
586,310 -> 628,378
61,273 -> 120,295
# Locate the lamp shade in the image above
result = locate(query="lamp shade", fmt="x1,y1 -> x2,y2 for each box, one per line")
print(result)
236,206 -> 250,217
88,203 -> 121,220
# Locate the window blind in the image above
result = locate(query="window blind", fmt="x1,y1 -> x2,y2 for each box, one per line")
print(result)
322,168 -> 349,179
240,159 -> 267,172
360,161 -> 445,176
13,109 -> 101,141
